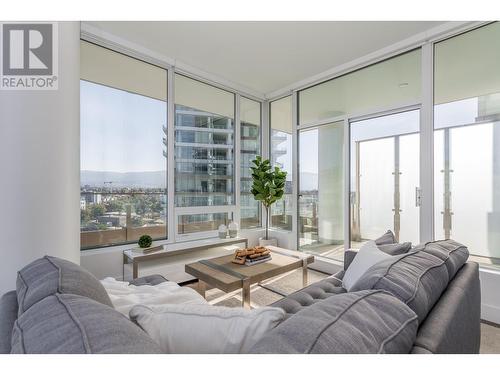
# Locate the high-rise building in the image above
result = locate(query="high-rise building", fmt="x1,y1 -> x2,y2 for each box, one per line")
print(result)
174,105 -> 234,230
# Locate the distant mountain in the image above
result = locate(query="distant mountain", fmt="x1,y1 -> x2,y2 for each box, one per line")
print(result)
82,170 -> 317,190
81,170 -> 166,188
300,172 -> 318,191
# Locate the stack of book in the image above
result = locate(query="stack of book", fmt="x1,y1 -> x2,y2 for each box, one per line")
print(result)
245,253 -> 271,266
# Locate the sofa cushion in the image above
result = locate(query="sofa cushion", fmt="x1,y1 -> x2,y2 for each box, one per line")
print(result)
343,241 -> 391,291
413,240 -> 469,282
0,291 -> 18,354
250,290 -> 418,354
16,256 -> 112,314
271,277 -> 346,318
130,304 -> 285,354
11,294 -> 162,354
344,249 -> 359,270
378,242 -> 412,256
374,230 -> 396,245
350,240 -> 469,323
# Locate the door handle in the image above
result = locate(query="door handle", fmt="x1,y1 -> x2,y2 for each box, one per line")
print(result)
415,187 -> 421,207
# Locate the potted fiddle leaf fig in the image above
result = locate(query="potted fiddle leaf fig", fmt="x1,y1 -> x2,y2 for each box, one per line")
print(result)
250,156 -> 287,246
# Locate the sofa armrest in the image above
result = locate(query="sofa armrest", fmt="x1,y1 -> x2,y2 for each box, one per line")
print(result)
344,249 -> 359,271
129,274 -> 168,286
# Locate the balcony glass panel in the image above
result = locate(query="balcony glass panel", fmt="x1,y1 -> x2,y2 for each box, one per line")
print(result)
434,22 -> 500,265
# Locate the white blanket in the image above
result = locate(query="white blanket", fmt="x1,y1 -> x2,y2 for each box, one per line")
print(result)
101,277 -> 207,317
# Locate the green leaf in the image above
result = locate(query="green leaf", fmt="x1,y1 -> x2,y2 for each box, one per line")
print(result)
249,157 -> 287,230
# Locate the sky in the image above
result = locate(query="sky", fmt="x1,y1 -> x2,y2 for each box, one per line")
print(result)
80,80 -> 167,173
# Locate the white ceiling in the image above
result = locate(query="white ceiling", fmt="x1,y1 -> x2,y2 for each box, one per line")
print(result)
85,21 -> 445,97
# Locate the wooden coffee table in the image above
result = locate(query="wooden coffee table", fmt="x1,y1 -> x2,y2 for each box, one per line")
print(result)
185,246 -> 314,309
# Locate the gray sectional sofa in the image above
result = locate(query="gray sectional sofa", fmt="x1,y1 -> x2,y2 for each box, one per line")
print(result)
254,241 -> 481,354
0,239 -> 480,354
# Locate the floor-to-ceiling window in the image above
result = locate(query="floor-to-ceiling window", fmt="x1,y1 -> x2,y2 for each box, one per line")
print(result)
434,22 -> 500,265
298,49 -> 421,258
298,122 -> 344,261
80,41 -> 168,249
240,97 -> 262,229
270,96 -> 293,231
174,74 -> 235,239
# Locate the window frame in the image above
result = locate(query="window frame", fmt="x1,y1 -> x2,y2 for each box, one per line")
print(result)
269,95 -> 295,233
239,95 -> 263,229
79,37 -> 265,250
80,21 -> 498,265
173,73 -> 237,242
79,42 -> 169,250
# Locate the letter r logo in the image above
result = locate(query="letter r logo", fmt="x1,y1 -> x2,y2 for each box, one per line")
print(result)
2,23 -> 53,75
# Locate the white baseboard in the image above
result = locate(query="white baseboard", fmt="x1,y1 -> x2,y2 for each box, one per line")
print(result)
482,303 -> 500,325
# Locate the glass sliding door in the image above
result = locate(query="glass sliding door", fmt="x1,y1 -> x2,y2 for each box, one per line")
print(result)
398,133 -> 420,243
356,137 -> 395,241
350,110 -> 420,248
298,121 -> 344,261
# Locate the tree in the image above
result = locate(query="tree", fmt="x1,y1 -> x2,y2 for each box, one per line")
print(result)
105,200 -> 123,213
250,156 -> 287,240
89,203 -> 106,219
131,216 -> 144,227
133,196 -> 148,216
149,197 -> 163,215
80,208 -> 90,223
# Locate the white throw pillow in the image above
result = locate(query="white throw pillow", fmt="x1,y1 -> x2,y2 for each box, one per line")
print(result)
342,240 -> 391,291
130,304 -> 286,354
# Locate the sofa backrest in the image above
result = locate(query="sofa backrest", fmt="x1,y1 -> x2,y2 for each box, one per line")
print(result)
11,293 -> 162,354
16,255 -> 113,315
411,262 -> 481,354
0,291 -> 18,353
4,255 -> 163,354
350,240 -> 469,323
344,240 -> 480,353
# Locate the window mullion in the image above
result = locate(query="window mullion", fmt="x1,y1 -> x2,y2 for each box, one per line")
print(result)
167,68 -> 176,242
420,43 -> 435,243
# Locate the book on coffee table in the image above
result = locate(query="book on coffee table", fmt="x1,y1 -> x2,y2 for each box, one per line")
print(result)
245,254 -> 272,266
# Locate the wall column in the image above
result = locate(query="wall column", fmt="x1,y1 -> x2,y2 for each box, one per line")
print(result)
0,22 -> 80,295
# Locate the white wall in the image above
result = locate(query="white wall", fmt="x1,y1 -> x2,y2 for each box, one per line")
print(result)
0,22 -> 81,295
269,229 -> 296,250
480,267 -> 500,324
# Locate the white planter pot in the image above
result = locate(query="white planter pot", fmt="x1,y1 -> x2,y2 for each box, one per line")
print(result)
259,237 -> 278,247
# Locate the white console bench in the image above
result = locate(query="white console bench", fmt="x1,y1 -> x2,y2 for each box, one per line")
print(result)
123,237 -> 248,280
